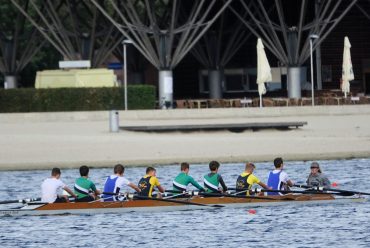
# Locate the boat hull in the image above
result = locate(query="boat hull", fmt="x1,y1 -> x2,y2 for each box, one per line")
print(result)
0,194 -> 366,217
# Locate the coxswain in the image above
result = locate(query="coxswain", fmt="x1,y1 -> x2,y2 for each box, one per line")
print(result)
74,165 -> 101,202
235,162 -> 271,195
41,167 -> 77,203
102,164 -> 141,201
266,157 -> 293,195
172,162 -> 204,192
203,161 -> 228,193
137,167 -> 165,197
306,162 -> 331,187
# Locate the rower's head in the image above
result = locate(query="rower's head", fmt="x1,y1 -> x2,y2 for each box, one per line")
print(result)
79,165 -> 89,177
180,162 -> 190,174
274,157 -> 283,169
209,161 -> 220,172
51,167 -> 61,179
146,167 -> 157,176
310,162 -> 321,174
114,164 -> 125,176
245,162 -> 255,172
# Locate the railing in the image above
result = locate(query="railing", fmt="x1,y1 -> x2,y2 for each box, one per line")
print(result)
174,96 -> 370,109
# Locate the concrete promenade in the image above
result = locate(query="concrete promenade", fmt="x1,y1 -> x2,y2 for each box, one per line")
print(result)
1,105 -> 370,170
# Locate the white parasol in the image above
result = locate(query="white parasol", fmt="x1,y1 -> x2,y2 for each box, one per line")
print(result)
256,38 -> 272,108
342,36 -> 354,98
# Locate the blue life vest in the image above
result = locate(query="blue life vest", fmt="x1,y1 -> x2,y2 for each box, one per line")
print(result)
267,171 -> 282,196
103,176 -> 119,201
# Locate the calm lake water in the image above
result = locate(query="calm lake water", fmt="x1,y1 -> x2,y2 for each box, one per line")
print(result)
0,158 -> 370,248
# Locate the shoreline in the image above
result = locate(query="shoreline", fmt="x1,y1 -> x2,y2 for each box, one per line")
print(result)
0,153 -> 369,171
1,105 -> 370,171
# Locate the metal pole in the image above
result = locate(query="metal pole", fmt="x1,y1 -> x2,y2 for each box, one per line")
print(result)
310,38 -> 314,106
309,34 -> 319,106
124,42 -> 128,111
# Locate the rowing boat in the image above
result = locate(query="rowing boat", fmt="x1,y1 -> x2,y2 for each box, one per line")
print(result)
0,194 -> 365,217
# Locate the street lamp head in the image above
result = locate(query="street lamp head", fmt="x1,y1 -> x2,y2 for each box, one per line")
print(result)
123,39 -> 133,44
309,34 -> 319,39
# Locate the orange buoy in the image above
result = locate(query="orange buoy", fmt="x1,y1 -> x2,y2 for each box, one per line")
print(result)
331,182 -> 338,187
248,209 -> 257,214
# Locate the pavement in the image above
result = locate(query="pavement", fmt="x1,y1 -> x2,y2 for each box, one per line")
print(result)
1,105 -> 370,170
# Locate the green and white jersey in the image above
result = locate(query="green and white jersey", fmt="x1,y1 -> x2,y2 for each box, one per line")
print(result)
172,172 -> 204,191
74,177 -> 97,199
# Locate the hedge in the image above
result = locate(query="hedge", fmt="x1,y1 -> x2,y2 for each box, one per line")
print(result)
0,85 -> 156,112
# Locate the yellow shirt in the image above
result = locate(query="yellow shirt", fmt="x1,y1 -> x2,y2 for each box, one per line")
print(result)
142,175 -> 161,197
147,175 -> 161,187
240,172 -> 260,189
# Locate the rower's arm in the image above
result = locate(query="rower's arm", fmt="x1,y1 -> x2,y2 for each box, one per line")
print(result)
128,182 -> 141,193
63,186 -> 77,198
322,176 -> 331,188
218,175 -> 228,191
157,185 -> 165,193
258,182 -> 271,190
190,177 -> 205,191
286,179 -> 294,187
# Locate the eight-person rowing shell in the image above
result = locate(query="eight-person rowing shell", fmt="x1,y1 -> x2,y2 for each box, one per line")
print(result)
0,158 -> 365,217
34,157 -> 368,205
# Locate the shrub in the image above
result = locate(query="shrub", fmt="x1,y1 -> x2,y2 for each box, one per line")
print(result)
0,85 -> 156,112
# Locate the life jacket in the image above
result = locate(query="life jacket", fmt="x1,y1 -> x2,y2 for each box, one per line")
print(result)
236,174 -> 251,191
138,176 -> 153,197
204,173 -> 220,193
102,176 -> 119,201
267,171 -> 283,195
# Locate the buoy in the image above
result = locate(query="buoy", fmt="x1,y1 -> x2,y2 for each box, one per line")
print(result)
331,182 -> 338,187
248,209 -> 257,214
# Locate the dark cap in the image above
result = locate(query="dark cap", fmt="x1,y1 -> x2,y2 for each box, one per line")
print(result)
310,162 -> 320,168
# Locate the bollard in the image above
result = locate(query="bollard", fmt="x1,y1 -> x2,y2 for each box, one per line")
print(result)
109,110 -> 119,132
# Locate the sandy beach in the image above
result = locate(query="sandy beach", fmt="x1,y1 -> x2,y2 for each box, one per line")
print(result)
1,105 -> 370,170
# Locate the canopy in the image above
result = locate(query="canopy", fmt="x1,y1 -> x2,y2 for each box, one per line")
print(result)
256,38 -> 272,107
341,36 -> 354,97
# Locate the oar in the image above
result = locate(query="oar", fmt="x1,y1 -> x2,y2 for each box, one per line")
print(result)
198,192 -> 280,200
0,197 -> 41,205
163,193 -> 188,199
103,192 -> 224,208
165,190 -> 185,194
294,184 -> 369,196
259,188 -> 354,196
133,195 -> 225,208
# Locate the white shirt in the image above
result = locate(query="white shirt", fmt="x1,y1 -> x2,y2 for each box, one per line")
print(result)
271,169 -> 290,183
41,178 -> 66,203
106,175 -> 131,192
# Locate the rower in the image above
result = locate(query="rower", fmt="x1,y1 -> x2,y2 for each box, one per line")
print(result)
102,164 -> 141,201
266,157 -> 293,195
203,161 -> 228,193
306,162 -> 331,187
74,165 -> 101,202
138,167 -> 165,197
172,162 -> 204,192
41,167 -> 77,203
235,162 -> 271,195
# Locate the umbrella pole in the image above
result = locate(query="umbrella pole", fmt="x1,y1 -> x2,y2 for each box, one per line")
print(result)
259,94 -> 262,108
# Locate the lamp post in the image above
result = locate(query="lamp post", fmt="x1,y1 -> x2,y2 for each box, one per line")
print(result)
123,39 -> 133,111
309,34 -> 319,106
